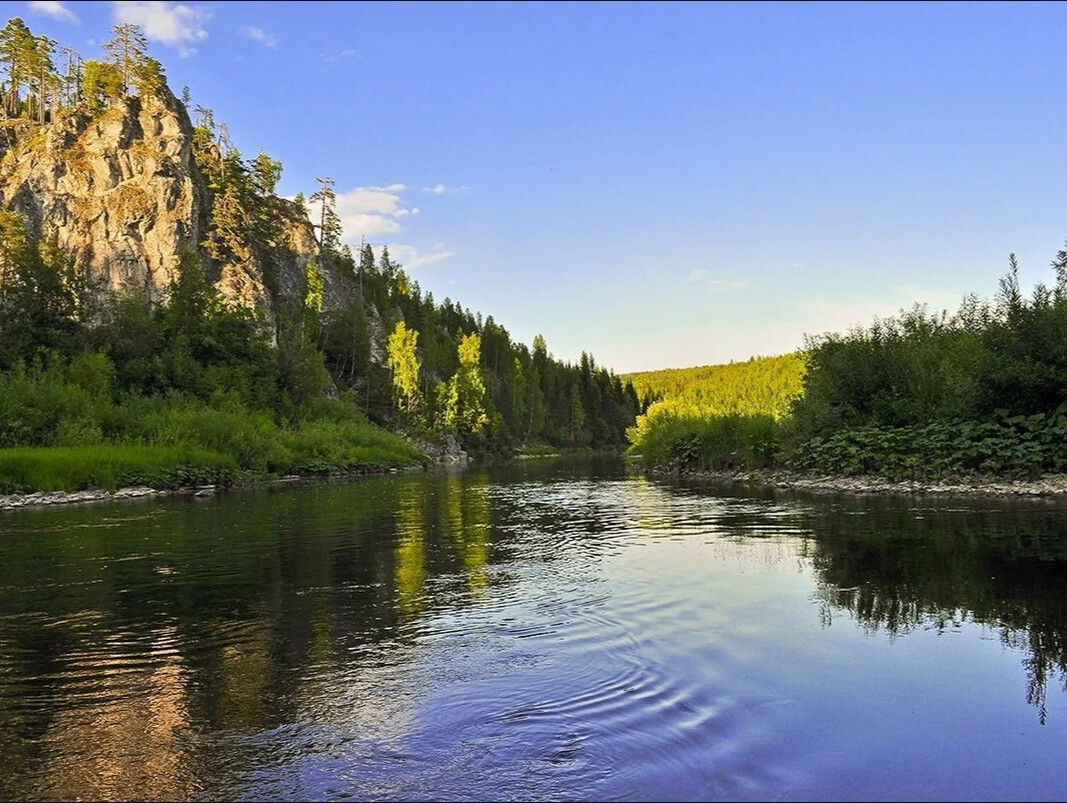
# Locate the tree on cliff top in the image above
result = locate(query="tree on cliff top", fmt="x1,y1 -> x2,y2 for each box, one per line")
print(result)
104,23 -> 148,97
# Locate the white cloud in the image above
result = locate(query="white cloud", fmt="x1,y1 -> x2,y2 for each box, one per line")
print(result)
423,183 -> 469,196
240,25 -> 276,47
708,279 -> 747,293
111,1 -> 211,58
28,1 -> 79,24
305,183 -> 423,241
343,214 -> 402,237
682,270 -> 745,291
387,244 -> 455,270
304,183 -> 456,269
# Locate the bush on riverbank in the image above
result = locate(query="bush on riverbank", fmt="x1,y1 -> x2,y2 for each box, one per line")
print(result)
634,412 -> 780,471
791,410 -> 1067,480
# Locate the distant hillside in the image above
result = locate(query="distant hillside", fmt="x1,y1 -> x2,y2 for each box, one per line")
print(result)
623,353 -> 806,449
623,353 -> 807,419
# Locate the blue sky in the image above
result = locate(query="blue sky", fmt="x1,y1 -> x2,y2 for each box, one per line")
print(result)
11,1 -> 1067,373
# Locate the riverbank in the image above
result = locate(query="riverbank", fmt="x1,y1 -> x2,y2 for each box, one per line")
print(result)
0,465 -> 428,511
655,467 -> 1067,499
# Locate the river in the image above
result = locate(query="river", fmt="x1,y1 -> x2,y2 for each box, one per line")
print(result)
2,456 -> 1066,801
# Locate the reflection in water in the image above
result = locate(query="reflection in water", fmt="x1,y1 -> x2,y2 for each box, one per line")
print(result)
790,494 -> 1067,725
1,462 -> 1067,800
455,472 -> 491,594
394,481 -> 428,620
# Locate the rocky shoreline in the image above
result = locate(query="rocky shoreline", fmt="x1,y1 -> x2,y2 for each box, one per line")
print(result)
0,485 -> 208,511
656,467 -> 1067,499
0,470 -> 415,512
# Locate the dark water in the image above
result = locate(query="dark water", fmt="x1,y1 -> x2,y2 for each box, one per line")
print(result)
3,457 -> 1067,801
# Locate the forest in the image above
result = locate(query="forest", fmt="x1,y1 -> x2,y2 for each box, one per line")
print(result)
0,17 -> 641,493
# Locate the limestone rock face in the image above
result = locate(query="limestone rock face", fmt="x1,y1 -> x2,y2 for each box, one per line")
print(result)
0,87 -> 202,303
0,85 -> 354,322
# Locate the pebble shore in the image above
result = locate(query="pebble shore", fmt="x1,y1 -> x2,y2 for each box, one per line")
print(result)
0,485 -> 216,511
660,468 -> 1067,499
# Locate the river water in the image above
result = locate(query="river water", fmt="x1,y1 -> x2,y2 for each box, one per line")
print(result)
2,457 -> 1067,801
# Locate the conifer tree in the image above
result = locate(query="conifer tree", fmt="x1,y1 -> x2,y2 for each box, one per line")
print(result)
31,35 -> 55,122
104,23 -> 148,96
0,18 -> 35,116
310,176 -> 342,255
133,55 -> 165,98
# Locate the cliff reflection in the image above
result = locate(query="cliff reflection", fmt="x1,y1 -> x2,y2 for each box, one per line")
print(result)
0,471 -> 511,800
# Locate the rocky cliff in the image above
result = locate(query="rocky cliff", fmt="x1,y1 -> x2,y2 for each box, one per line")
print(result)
0,83 -> 354,325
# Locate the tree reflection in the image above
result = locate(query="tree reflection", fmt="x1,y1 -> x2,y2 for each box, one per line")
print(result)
796,494 -> 1067,722
394,480 -> 428,619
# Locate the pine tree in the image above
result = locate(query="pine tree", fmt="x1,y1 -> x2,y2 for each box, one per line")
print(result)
310,176 -> 342,255
133,55 -> 165,98
1052,240 -> 1067,301
0,18 -> 35,116
104,23 -> 148,96
30,35 -> 55,123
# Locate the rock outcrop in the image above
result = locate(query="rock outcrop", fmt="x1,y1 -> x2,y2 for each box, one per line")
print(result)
0,83 -> 355,324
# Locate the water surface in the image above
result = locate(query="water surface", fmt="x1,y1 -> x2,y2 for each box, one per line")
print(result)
2,457 -> 1067,800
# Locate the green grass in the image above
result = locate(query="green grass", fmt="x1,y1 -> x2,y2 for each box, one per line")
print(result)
0,405 -> 428,494
0,444 -> 238,494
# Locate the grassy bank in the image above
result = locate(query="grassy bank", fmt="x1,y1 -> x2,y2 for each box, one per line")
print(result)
0,422 -> 425,494
0,364 -> 427,493
0,444 -> 237,494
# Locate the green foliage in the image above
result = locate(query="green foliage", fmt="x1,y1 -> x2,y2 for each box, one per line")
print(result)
635,413 -> 780,472
305,261 -> 324,314
0,212 -> 83,369
0,17 -> 37,116
310,176 -> 342,255
790,252 -> 1067,446
626,353 -> 806,423
791,410 -> 1067,480
104,22 -> 148,96
625,353 -> 804,456
319,300 -> 371,383
387,320 -> 422,417
0,444 -> 236,494
438,332 -> 489,435
81,59 -> 123,109
133,56 -> 164,98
